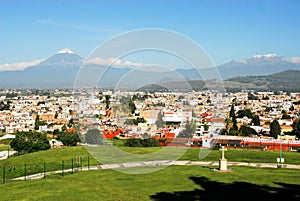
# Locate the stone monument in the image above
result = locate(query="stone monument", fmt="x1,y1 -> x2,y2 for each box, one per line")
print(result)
219,146 -> 227,171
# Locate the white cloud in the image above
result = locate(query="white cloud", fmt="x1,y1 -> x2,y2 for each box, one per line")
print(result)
38,19 -> 102,32
286,57 -> 300,64
85,57 -> 151,68
0,59 -> 45,72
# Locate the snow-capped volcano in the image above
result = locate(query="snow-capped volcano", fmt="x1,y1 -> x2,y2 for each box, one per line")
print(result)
57,48 -> 75,54
218,54 -> 300,79
236,54 -> 284,64
39,48 -> 83,66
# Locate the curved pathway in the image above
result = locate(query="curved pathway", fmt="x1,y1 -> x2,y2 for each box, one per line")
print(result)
13,160 -> 300,181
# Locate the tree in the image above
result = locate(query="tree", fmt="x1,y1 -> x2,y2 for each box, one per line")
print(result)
270,120 -> 281,139
34,115 -> 40,130
155,111 -> 165,128
54,112 -> 58,119
237,109 -> 253,119
203,124 -> 209,131
124,138 -> 159,147
133,117 -> 146,125
85,129 -> 103,144
251,115 -> 260,126
105,95 -> 111,110
229,104 -> 235,119
229,125 -> 239,136
56,131 -> 80,146
61,124 -> 67,131
239,125 -> 257,136
228,104 -> 238,134
292,119 -> 300,139
178,120 -> 196,138
248,92 -> 258,100
10,131 -> 50,154
282,114 -> 291,119
128,98 -> 136,114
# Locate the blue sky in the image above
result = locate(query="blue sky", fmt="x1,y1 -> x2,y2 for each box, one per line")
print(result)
1,0 -> 300,66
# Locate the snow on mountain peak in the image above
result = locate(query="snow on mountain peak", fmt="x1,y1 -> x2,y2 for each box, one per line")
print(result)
252,54 -> 278,59
57,48 -> 75,54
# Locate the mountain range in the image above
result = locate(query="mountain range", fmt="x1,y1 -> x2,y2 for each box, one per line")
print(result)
1,49 -> 300,90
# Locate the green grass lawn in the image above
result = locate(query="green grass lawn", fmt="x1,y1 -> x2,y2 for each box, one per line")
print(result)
0,144 -> 12,152
0,146 -> 99,179
181,148 -> 300,165
0,165 -> 300,201
1,144 -> 300,180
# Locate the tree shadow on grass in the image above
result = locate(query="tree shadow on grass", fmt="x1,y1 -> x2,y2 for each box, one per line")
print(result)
150,176 -> 300,201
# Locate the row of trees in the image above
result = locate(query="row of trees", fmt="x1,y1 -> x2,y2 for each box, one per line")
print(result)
227,104 -> 282,138
10,128 -> 105,155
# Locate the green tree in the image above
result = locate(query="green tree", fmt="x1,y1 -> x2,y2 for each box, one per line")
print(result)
178,120 -> 196,138
282,114 -> 291,119
54,111 -> 58,119
105,95 -> 111,110
132,117 -> 146,125
229,125 -> 239,136
251,115 -> 260,126
270,120 -> 281,139
124,138 -> 159,147
61,124 -> 67,131
128,98 -> 136,114
239,125 -> 257,136
56,131 -> 80,146
85,129 -> 103,144
203,124 -> 209,131
292,119 -> 300,139
34,115 -> 40,130
10,131 -> 50,154
248,92 -> 258,100
237,109 -> 253,119
228,104 -> 238,134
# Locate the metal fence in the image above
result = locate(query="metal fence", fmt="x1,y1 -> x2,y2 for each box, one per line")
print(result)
0,156 -> 91,184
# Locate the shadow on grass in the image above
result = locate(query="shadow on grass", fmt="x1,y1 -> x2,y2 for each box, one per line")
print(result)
150,176 -> 300,201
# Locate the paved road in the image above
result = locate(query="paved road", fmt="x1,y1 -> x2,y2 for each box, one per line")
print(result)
13,160 -> 300,181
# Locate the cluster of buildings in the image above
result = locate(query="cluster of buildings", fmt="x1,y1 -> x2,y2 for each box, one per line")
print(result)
1,89 -> 300,144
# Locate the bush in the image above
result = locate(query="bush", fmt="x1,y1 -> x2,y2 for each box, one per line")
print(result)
56,131 -> 81,146
10,131 -> 50,154
124,138 -> 160,147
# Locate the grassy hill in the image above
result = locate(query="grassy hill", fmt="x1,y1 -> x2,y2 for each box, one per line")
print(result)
137,70 -> 300,92
226,70 -> 300,92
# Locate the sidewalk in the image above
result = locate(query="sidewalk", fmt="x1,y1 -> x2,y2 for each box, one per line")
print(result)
0,150 -> 17,160
13,160 -> 300,181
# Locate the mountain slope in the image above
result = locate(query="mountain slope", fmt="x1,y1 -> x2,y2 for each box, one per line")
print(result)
225,70 -> 300,92
1,52 -> 300,89
218,54 -> 300,79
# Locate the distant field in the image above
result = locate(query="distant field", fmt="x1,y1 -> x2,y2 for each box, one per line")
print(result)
1,165 -> 300,201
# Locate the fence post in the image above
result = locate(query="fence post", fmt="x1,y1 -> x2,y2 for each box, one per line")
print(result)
44,162 -> 46,179
71,158 -> 74,174
24,164 -> 27,181
7,148 -> 9,158
88,156 -> 90,170
2,166 -> 5,184
80,156 -> 82,171
62,160 -> 64,177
